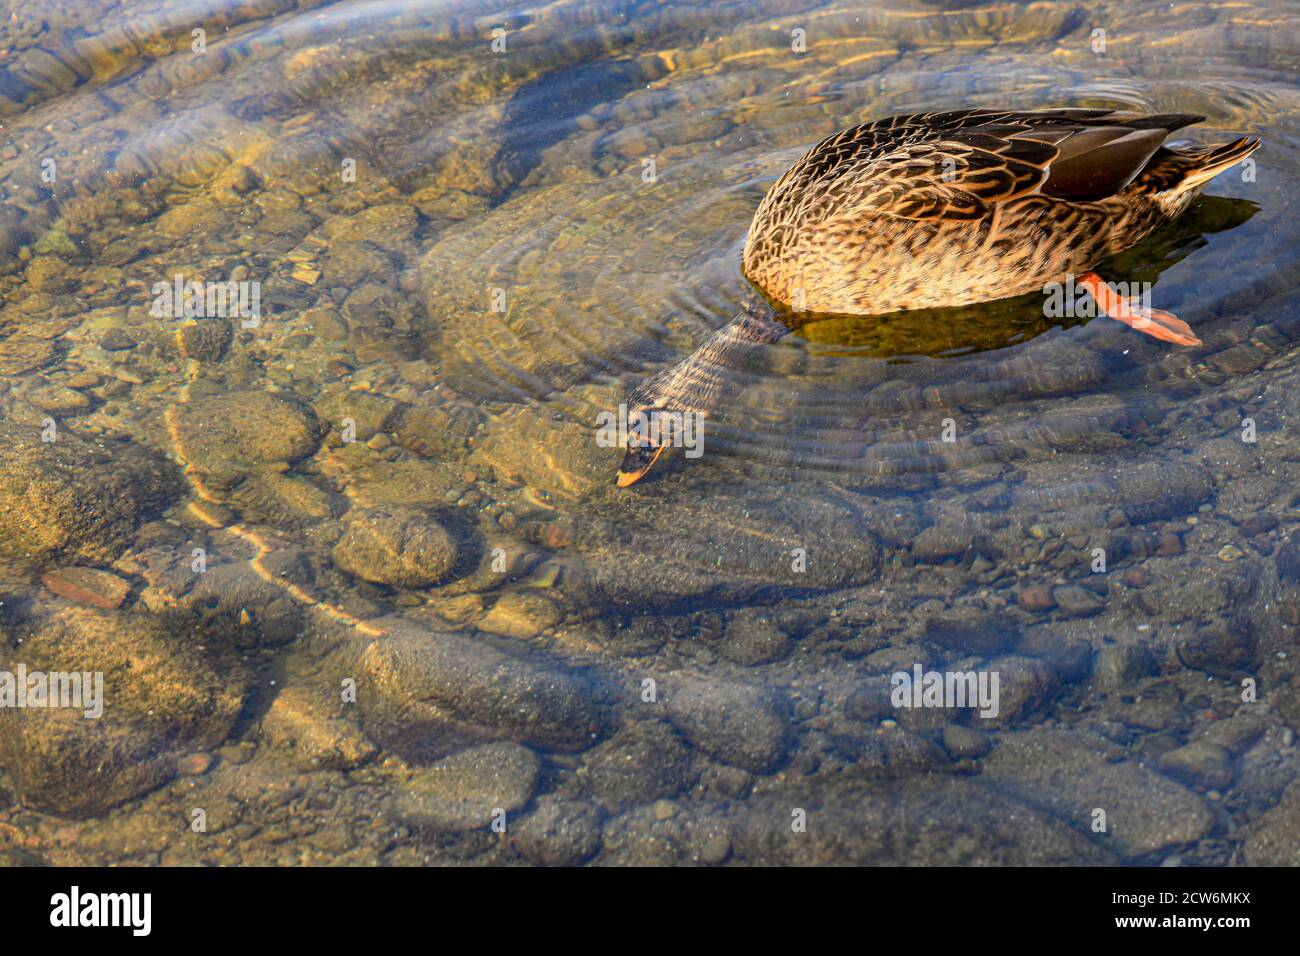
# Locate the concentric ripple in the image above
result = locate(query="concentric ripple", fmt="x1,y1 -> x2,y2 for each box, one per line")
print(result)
401,0 -> 1300,487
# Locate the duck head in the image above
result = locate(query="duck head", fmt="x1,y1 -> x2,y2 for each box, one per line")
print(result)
614,368 -> 709,487
615,401 -> 672,488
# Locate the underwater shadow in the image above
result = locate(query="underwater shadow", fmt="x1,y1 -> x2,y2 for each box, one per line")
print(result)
781,195 -> 1259,360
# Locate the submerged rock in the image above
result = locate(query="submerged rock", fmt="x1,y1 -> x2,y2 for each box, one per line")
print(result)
1196,713 -> 1266,755
332,507 -> 457,588
392,403 -> 482,459
161,318 -> 232,363
731,777 -> 1112,865
1242,781 -> 1300,865
170,390 -> 322,489
1091,643 -> 1155,691
942,723 -> 992,759
25,385 -> 93,415
170,556 -> 305,648
0,422 -> 180,568
1114,461 -> 1214,525
1173,617 -> 1259,676
41,566 -> 132,609
1277,530 -> 1300,584
344,457 -> 465,511
978,460 -> 1213,528
357,616 -> 612,760
477,591 -> 562,639
568,483 -> 883,608
0,607 -> 245,818
1157,741 -> 1235,790
323,204 -> 418,247
1053,584 -> 1104,618
511,796 -> 604,865
664,674 -> 789,774
471,403 -> 612,501
911,519 -> 976,563
984,655 -> 1058,725
0,334 -> 57,376
394,742 -> 540,832
231,472 -> 346,527
583,719 -> 696,809
981,727 -> 1213,858
313,387 -> 397,443
924,609 -> 1019,656
597,800 -> 734,866
259,684 -> 377,771
719,608 -> 792,665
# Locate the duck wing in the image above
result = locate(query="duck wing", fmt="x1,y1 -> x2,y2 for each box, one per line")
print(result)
805,108 -> 1205,222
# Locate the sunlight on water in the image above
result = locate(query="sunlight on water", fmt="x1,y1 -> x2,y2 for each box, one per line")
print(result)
0,0 -> 1298,866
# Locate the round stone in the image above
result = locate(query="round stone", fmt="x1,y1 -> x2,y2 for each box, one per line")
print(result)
394,742 -> 541,832
332,508 -> 457,588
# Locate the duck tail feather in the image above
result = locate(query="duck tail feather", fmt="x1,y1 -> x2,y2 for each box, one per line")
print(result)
1165,135 -> 1261,191
1112,112 -> 1206,134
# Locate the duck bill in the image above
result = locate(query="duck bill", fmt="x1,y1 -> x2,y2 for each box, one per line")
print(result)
616,444 -> 667,488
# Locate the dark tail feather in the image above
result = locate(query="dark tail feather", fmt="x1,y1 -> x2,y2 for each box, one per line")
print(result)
1163,135 -> 1261,192
1107,111 -> 1206,134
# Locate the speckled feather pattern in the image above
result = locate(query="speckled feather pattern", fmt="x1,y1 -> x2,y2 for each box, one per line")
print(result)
741,108 -> 1260,316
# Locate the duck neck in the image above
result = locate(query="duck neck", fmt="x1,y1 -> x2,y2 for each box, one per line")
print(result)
632,292 -> 788,420
734,288 -> 792,345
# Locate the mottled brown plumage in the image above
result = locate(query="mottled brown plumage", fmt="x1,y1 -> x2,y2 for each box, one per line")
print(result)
741,108 -> 1259,315
617,108 -> 1260,486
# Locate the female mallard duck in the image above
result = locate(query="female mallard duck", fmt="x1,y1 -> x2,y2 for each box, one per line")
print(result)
617,107 -> 1260,486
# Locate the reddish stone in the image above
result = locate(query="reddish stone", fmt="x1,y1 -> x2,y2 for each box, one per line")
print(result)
1122,568 -> 1150,588
1156,533 -> 1184,557
41,567 -> 131,609
1017,585 -> 1056,613
176,753 -> 215,776
543,521 -> 575,549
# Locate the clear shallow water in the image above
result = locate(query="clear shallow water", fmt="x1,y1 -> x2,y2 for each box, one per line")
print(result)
0,0 -> 1299,865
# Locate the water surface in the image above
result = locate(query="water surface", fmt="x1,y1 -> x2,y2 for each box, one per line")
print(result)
1,0 -> 1299,866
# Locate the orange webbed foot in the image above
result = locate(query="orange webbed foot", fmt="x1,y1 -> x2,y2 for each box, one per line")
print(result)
1077,271 -> 1202,348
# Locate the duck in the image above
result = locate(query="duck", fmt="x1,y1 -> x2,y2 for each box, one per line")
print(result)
616,107 -> 1260,487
